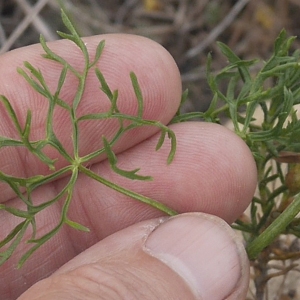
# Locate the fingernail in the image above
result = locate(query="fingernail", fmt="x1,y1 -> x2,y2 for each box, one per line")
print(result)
144,213 -> 249,299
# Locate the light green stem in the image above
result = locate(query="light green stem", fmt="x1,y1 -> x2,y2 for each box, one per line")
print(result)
79,165 -> 178,216
247,192 -> 300,260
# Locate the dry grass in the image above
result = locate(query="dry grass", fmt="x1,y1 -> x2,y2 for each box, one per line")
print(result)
2,1 -> 300,299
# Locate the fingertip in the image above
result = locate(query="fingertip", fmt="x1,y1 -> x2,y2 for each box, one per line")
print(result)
149,121 -> 257,223
1,34 -> 182,121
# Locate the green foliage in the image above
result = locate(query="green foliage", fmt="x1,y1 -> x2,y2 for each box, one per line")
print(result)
173,30 -> 300,261
0,10 -> 177,268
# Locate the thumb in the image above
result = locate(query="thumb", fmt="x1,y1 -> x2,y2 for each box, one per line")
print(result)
18,213 -> 249,300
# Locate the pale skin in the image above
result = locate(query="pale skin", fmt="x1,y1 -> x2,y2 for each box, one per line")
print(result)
0,34 -> 257,299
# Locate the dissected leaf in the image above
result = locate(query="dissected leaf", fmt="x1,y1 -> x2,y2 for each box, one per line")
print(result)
0,9 -> 177,267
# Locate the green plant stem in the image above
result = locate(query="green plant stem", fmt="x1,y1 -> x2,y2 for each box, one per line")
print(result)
79,165 -> 178,216
247,192 -> 300,260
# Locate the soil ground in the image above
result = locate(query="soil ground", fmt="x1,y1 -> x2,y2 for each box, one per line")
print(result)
1,1 -> 300,299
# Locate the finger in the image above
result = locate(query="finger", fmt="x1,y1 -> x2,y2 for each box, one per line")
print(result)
18,213 -> 250,300
1,122 -> 256,298
66,122 -> 257,229
0,34 -> 181,201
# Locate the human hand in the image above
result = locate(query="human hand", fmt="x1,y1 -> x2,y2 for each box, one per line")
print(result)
0,35 -> 257,300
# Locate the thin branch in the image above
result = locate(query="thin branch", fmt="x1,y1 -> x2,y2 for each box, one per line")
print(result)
16,0 -> 57,41
185,0 -> 250,59
0,0 -> 52,54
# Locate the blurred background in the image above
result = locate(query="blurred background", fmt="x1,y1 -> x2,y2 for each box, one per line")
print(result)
1,0 -> 300,115
1,1 -> 300,299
